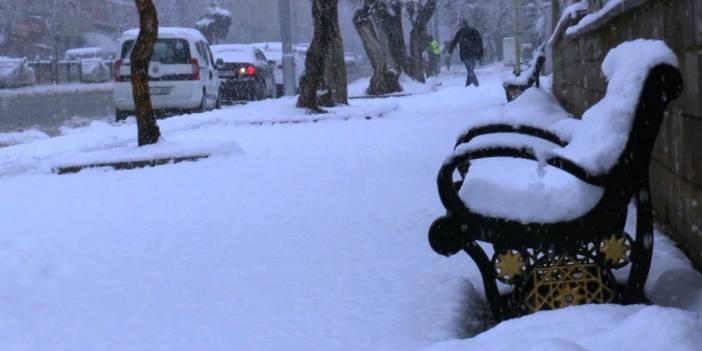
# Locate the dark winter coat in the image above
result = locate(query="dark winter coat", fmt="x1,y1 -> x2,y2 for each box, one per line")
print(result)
448,26 -> 484,61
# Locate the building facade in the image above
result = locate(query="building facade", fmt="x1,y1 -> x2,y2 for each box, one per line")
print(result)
0,0 -> 135,59
550,0 -> 702,267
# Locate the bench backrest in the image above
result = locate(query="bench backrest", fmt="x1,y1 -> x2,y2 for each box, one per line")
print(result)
609,64 -> 682,187
553,40 -> 682,182
529,55 -> 546,88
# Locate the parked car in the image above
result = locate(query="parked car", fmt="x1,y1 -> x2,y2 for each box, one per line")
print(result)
0,57 -> 36,88
251,42 -> 306,96
344,52 -> 359,71
211,44 -> 275,102
64,47 -> 105,61
64,47 -> 112,83
113,27 -> 221,121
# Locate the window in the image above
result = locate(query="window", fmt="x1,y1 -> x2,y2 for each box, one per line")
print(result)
195,42 -> 205,63
204,45 -> 216,67
121,39 -> 191,64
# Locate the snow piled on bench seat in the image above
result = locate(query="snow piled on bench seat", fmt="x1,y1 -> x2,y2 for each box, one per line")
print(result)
453,87 -> 597,224
552,40 -> 678,175
461,157 -> 604,223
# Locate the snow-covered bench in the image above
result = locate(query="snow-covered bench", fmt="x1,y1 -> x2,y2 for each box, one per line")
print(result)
428,40 -> 683,321
502,48 -> 546,102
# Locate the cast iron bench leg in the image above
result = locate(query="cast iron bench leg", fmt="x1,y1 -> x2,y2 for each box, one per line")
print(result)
464,242 -> 504,321
625,179 -> 654,303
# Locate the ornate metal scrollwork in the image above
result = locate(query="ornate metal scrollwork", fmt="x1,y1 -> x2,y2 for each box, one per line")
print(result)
523,254 -> 616,313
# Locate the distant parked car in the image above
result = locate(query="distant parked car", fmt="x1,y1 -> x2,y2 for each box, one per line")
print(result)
344,52 -> 360,72
211,44 -> 276,102
65,47 -> 111,83
0,57 -> 36,88
64,47 -> 106,61
252,42 -> 306,96
113,27 -> 221,121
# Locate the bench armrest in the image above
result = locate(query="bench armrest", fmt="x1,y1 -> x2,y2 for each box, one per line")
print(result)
437,145 -> 605,215
455,123 -> 568,149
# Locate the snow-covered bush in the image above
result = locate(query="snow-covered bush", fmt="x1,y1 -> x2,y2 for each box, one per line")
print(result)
196,3 -> 233,44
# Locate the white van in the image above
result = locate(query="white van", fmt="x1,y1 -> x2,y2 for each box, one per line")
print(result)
113,27 -> 221,121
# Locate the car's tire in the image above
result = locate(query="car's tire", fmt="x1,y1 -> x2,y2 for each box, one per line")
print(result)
115,109 -> 129,122
247,83 -> 256,101
215,92 -> 222,109
197,89 -> 207,113
253,80 -> 265,101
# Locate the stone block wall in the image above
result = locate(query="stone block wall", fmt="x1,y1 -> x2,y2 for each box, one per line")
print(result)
552,0 -> 702,267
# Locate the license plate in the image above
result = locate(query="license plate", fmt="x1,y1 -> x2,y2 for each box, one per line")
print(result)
150,86 -> 172,95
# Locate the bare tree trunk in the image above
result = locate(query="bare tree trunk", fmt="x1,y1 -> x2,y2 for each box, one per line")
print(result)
353,1 -> 402,96
131,0 -> 161,146
297,0 -> 347,111
406,0 -> 437,83
377,0 -> 407,74
320,4 -> 348,106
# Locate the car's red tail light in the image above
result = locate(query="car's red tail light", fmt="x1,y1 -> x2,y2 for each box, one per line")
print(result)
191,58 -> 200,80
114,59 -> 122,81
246,65 -> 256,76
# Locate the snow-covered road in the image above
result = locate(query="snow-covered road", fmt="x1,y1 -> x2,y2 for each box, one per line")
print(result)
1,67 -> 701,351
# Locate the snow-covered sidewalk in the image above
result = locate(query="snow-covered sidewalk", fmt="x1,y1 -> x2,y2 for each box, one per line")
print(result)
1,66 -> 700,351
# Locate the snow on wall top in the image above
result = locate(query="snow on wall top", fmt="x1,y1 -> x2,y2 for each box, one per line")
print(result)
552,39 -> 679,175
120,27 -> 208,43
548,1 -> 588,46
565,0 -> 625,36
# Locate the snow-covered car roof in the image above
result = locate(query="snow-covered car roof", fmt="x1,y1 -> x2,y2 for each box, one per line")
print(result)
344,53 -> 358,63
119,27 -> 208,44
65,47 -> 104,60
0,56 -> 24,63
65,47 -> 104,56
251,42 -> 282,51
294,43 -> 309,53
211,44 -> 260,64
251,42 -> 282,61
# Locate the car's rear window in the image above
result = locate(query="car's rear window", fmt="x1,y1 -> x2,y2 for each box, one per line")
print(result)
120,38 -> 191,64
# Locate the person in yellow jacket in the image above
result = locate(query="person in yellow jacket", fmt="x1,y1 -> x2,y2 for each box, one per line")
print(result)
427,37 -> 441,76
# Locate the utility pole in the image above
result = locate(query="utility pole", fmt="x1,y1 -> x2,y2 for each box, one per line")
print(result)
278,0 -> 296,96
433,5 -> 440,43
176,0 -> 187,27
512,0 -> 521,75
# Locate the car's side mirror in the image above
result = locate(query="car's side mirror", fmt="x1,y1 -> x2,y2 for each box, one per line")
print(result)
215,58 -> 225,70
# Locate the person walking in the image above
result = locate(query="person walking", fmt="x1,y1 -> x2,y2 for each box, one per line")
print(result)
429,38 -> 441,76
447,20 -> 484,87
443,40 -> 453,72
